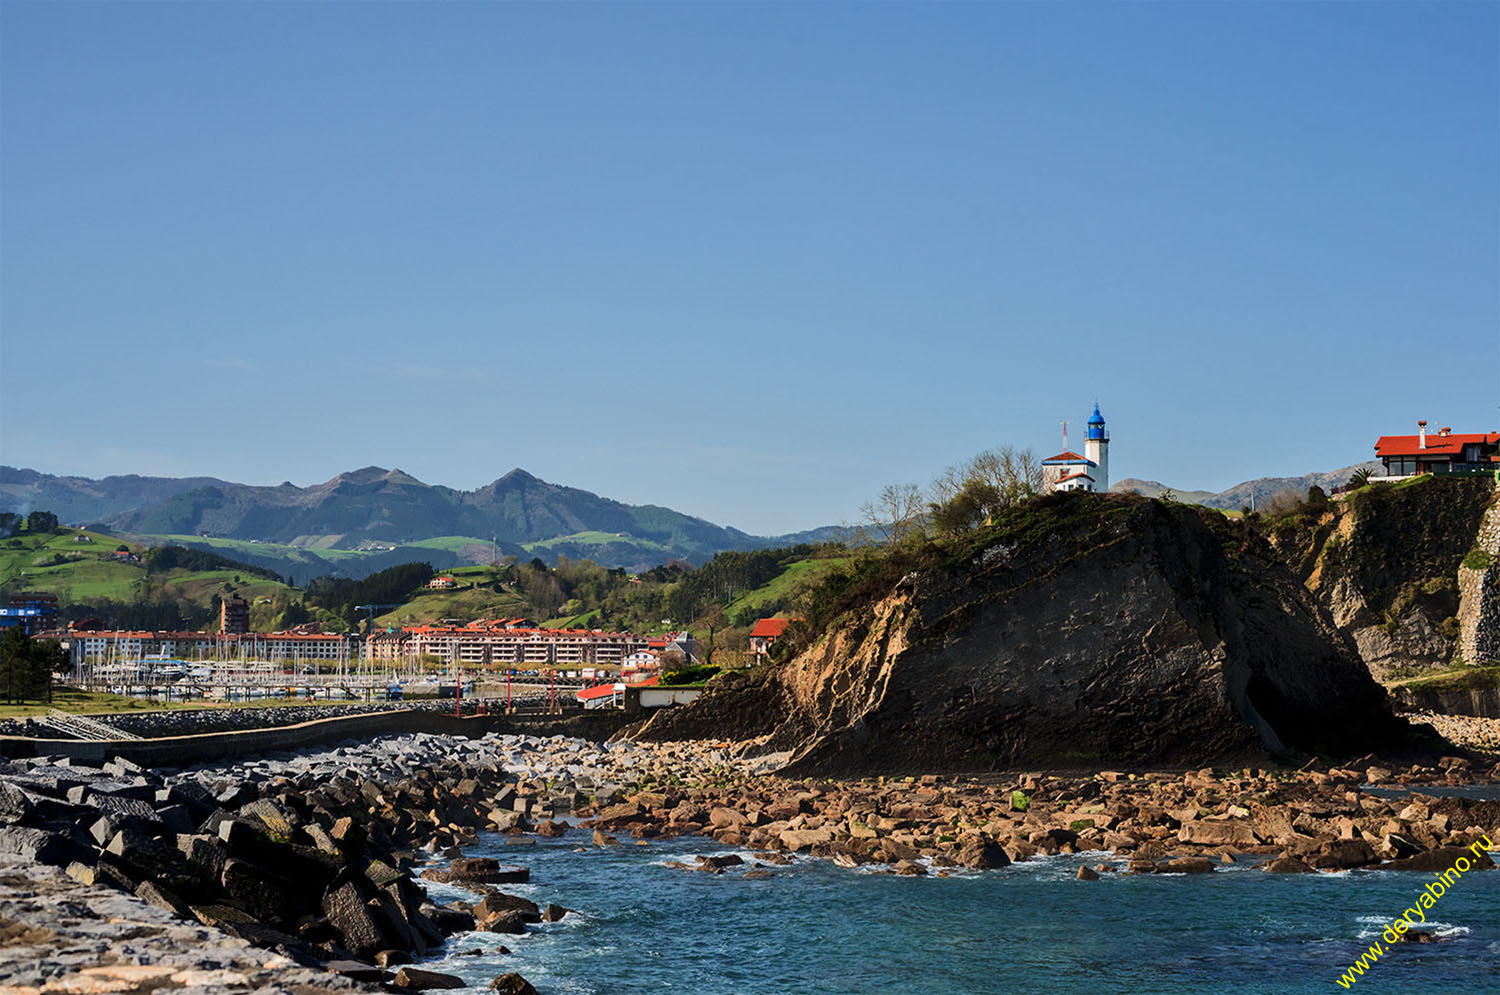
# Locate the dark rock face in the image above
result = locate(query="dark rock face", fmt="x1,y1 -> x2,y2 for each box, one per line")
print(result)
638,495 -> 1413,774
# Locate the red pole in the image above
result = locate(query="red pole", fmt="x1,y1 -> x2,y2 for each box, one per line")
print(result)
549,668 -> 555,712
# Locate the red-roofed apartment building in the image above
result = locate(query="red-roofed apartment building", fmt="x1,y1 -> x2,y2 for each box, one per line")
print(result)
1373,421 -> 1500,479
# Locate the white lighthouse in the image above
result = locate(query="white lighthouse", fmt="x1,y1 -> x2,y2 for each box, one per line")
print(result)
1084,403 -> 1109,493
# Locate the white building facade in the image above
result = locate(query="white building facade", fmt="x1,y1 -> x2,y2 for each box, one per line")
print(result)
1043,404 -> 1110,493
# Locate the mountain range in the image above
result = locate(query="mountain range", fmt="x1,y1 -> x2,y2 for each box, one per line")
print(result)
1109,461 -> 1381,509
2,459 -> 1377,580
0,465 -> 846,577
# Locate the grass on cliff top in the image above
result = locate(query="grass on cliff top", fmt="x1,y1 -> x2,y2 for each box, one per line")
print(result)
0,687 -> 362,720
1386,664 -> 1500,693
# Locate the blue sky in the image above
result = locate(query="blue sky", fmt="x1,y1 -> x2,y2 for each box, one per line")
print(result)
2,2 -> 1496,535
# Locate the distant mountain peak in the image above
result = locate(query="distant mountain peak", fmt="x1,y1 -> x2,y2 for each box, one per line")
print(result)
330,466 -> 391,485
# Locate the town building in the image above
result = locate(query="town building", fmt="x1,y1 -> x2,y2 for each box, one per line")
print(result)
364,621 -> 653,670
1373,422 -> 1500,478
0,594 -> 58,636
220,594 -> 250,634
1043,404 -> 1110,493
426,576 -> 458,590
64,630 -> 355,666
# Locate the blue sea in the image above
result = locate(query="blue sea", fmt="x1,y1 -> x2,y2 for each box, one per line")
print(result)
416,833 -> 1500,995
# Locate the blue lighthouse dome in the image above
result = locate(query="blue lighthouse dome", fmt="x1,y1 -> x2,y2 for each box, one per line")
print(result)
1087,403 -> 1106,440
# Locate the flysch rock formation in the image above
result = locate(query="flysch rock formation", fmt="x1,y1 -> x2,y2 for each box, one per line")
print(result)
1276,476 -> 1496,680
634,493 -> 1420,775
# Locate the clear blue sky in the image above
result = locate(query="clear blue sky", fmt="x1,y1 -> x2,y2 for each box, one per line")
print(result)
2,2 -> 1496,535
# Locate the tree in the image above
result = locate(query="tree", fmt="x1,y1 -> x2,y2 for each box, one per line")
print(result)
0,513 -> 18,538
925,445 -> 1044,535
25,511 -> 58,533
861,483 -> 926,543
0,629 -> 62,704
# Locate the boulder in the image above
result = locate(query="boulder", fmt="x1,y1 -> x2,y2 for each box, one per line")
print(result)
1310,839 -> 1377,871
0,826 -> 86,866
953,835 -> 1011,870
325,960 -> 391,984
490,974 -> 539,995
481,910 -> 531,935
1177,821 -> 1258,847
475,893 -> 540,922
778,828 -> 833,852
392,966 -> 466,990
1076,865 -> 1100,880
1160,857 -> 1215,875
1262,855 -> 1315,874
698,854 -> 743,869
1381,846 -> 1495,872
322,881 -> 388,959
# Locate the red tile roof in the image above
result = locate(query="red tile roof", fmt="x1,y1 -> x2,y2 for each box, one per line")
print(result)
577,683 -> 624,700
1042,451 -> 1093,464
1056,470 -> 1095,482
750,618 -> 794,639
1374,432 -> 1499,457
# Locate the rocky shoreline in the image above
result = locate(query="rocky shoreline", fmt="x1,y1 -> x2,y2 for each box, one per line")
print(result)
0,732 -> 1495,992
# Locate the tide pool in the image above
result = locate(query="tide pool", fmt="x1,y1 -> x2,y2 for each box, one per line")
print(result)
417,833 -> 1500,994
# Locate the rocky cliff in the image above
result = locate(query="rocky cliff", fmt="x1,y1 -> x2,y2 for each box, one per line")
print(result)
635,493 -> 1414,775
1266,476 -> 1496,680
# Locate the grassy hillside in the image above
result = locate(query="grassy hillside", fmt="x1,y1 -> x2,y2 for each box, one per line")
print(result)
129,532 -> 470,583
1,527 -> 294,629
2,528 -> 148,601
373,566 -> 530,628
719,556 -> 849,622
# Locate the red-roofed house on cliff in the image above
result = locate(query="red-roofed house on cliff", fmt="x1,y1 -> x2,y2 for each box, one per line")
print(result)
1373,421 -> 1500,479
750,617 -> 798,659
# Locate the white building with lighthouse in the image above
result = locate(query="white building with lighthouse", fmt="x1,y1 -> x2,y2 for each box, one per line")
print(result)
1042,404 -> 1110,493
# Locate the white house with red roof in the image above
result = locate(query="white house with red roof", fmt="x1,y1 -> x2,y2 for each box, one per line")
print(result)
1373,421 -> 1500,478
749,617 -> 798,658
1043,404 -> 1110,493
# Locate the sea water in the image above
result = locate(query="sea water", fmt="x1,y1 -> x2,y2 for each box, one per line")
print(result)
416,834 -> 1500,994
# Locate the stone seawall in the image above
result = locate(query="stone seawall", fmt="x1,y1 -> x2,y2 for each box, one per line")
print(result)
1457,487 -> 1500,665
0,707 -> 633,767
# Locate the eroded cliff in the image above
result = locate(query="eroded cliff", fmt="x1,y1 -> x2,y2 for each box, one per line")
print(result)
1267,476 -> 1496,680
635,493 -> 1412,775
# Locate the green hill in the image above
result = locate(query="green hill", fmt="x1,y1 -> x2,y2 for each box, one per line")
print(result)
0,527 -> 294,629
